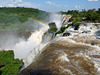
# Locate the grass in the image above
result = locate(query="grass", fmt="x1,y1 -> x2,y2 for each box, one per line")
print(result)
0,50 -> 23,75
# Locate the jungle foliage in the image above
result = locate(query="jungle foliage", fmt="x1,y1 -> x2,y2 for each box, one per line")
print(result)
0,7 -> 48,31
0,50 -> 22,75
61,8 -> 100,22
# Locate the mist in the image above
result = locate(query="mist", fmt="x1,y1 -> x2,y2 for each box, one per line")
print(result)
0,12 -> 63,60
48,13 -> 62,30
0,18 -> 47,58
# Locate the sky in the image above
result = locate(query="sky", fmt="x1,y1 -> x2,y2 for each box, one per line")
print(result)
0,0 -> 100,12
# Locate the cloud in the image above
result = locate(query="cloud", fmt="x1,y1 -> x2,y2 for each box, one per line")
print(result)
0,5 -> 3,7
88,0 -> 98,1
10,0 -> 22,3
17,2 -> 41,8
0,0 -> 41,8
75,5 -> 80,9
75,5 -> 78,9
45,1 -> 55,5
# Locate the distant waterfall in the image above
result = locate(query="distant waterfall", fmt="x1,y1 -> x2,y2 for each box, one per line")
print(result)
62,14 -> 72,26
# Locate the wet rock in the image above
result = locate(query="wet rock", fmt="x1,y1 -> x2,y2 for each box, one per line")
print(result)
82,30 -> 91,33
95,30 -> 100,36
63,32 -> 70,36
91,42 -> 98,45
74,25 -> 79,30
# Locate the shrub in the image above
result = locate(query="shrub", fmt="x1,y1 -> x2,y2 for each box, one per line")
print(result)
61,26 -> 67,32
0,50 -> 23,75
55,26 -> 67,35
48,22 -> 57,28
55,30 -> 62,35
72,21 -> 80,26
50,28 -> 57,32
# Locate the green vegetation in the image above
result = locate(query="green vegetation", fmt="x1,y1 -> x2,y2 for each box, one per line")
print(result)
69,21 -> 80,30
55,30 -> 62,34
56,26 -> 67,35
60,26 -> 67,32
49,22 -> 57,32
50,28 -> 57,32
56,21 -> 80,35
0,7 -> 48,31
0,50 -> 22,75
0,7 -> 47,20
61,8 -> 100,22
0,7 -> 49,39
56,8 -> 100,35
67,20 -> 80,28
48,22 -> 57,28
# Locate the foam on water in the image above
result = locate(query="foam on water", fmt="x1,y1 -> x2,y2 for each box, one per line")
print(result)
20,22 -> 100,75
57,52 -> 69,62
20,37 -> 100,75
23,43 -> 47,67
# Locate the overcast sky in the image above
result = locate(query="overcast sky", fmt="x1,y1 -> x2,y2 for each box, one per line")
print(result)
0,0 -> 100,12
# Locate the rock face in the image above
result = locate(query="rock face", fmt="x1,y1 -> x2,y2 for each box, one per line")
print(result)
19,37 -> 100,75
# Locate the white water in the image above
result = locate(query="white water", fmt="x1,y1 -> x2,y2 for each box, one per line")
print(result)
0,13 -> 64,69
12,28 -> 47,59
17,14 -> 100,75
0,27 -> 49,60
2,13 -> 100,74
24,43 -> 47,67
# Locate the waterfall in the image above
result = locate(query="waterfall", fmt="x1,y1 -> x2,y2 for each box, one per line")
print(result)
20,37 -> 100,75
18,14 -> 100,75
20,23 -> 100,75
12,28 -> 46,59
23,28 -> 54,67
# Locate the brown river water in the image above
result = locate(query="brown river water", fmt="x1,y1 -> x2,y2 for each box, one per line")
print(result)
19,23 -> 100,75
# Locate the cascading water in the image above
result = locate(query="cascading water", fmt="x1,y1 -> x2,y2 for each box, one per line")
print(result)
12,27 -> 48,59
23,28 -> 55,67
19,16 -> 100,75
0,19 -> 52,60
2,12 -> 100,75
24,14 -> 67,67
21,13 -> 64,68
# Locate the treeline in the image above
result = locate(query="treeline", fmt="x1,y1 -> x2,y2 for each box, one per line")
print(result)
0,7 -> 48,31
61,8 -> 100,22
0,7 -> 48,20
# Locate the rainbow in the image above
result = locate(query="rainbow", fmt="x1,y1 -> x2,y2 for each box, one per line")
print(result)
3,13 -> 50,28
30,17 -> 50,28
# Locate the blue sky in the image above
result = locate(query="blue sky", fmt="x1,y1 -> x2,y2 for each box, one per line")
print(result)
0,0 -> 100,12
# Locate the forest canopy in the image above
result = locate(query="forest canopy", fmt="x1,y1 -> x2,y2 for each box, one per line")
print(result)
61,8 -> 100,22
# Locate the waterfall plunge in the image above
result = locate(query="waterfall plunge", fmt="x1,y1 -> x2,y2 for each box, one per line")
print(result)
11,27 -> 48,59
